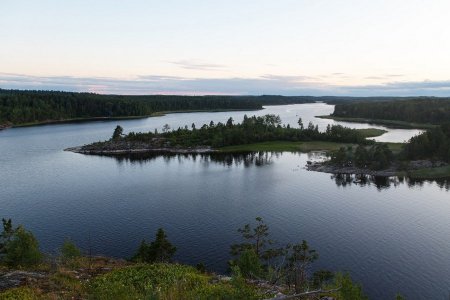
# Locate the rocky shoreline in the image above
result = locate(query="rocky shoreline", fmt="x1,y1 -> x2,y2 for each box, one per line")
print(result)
0,123 -> 12,130
65,146 -> 216,155
306,160 -> 448,177
65,138 -> 217,155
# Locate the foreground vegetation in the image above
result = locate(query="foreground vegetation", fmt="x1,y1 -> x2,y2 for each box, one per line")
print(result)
0,217 -> 395,299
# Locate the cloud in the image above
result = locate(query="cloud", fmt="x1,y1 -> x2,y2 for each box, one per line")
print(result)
168,60 -> 226,71
1,73 -> 450,96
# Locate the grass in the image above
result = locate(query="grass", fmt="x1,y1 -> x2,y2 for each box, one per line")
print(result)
384,142 -> 405,154
316,115 -> 436,129
88,263 -> 260,300
403,165 -> 450,179
355,128 -> 387,138
0,262 -> 261,300
219,141 -> 355,153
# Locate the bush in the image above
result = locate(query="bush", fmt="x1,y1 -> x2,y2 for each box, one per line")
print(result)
235,249 -> 262,279
334,273 -> 368,300
3,226 -> 42,267
60,238 -> 81,267
0,287 -> 37,300
131,228 -> 176,263
61,239 -> 81,259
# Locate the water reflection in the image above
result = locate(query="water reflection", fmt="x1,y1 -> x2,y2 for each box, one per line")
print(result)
100,151 -> 278,168
331,173 -> 450,191
100,152 -> 450,191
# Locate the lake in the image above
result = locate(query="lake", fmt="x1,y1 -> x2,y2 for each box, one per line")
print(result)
0,103 -> 448,299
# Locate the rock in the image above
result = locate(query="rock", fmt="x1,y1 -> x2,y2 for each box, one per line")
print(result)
0,270 -> 47,290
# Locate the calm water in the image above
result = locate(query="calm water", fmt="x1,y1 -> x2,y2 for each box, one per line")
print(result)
1,104 -> 448,299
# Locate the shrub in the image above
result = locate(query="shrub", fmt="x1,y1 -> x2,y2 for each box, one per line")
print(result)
60,238 -> 81,266
3,226 -> 42,267
0,287 -> 37,300
235,249 -> 262,279
131,228 -> 176,263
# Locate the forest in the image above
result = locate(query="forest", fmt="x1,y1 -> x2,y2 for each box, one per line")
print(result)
332,98 -> 450,124
402,124 -> 450,162
0,89 -> 322,126
2,88 -> 444,127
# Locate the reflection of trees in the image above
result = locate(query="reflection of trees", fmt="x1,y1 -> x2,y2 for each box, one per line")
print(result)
97,151 -> 277,168
406,177 -> 449,191
330,173 -> 449,191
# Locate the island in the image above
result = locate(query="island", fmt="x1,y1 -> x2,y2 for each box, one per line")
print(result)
66,114 -> 450,179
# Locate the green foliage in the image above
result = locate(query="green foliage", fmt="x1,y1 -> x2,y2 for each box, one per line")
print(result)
93,114 -> 373,154
195,262 -> 206,273
88,263 -> 259,300
230,217 -> 274,260
333,98 -> 450,125
402,125 -> 450,162
331,144 -> 394,170
231,218 -> 323,295
61,239 -> 81,260
0,219 -> 42,267
60,238 -> 81,266
286,240 -> 319,292
334,273 -> 368,300
312,269 -> 334,288
88,264 -> 207,299
395,293 -> 406,300
132,228 -> 177,263
0,287 -> 37,300
234,249 -> 262,279
112,125 -> 123,140
0,219 -> 14,257
0,89 -> 325,126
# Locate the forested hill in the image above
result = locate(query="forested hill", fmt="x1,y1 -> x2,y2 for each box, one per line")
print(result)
332,98 -> 450,125
2,89 -> 449,127
0,89 -> 320,127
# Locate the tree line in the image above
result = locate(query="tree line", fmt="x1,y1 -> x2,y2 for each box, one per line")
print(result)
0,89 -> 323,126
402,124 -> 450,162
328,123 -> 450,170
332,98 -> 450,124
113,114 -> 373,149
3,88 -> 443,127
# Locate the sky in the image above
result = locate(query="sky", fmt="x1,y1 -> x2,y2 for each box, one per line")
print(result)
1,0 -> 450,96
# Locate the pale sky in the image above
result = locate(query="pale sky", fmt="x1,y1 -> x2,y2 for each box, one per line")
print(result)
1,0 -> 450,95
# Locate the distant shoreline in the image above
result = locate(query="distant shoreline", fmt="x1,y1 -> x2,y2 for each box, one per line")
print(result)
1,108 -> 263,130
